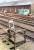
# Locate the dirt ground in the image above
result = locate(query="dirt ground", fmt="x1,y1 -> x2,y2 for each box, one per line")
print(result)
0,33 -> 34,50
17,41 -> 34,50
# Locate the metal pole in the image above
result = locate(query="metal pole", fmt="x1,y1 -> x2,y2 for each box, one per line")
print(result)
24,29 -> 26,42
14,31 -> 16,50
7,29 -> 11,40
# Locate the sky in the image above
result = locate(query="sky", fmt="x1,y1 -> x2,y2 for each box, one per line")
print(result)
0,0 -> 18,3
0,0 -> 34,3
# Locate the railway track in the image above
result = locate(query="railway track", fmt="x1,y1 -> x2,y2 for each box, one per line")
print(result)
0,16 -> 34,31
15,19 -> 34,27
0,15 -> 34,42
0,15 -> 34,50
0,15 -> 34,27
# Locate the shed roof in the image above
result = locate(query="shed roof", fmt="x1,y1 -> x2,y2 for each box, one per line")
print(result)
0,1 -> 32,7
15,2 -> 32,6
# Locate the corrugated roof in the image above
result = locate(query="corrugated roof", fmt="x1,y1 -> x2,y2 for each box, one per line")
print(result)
0,1 -> 32,6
